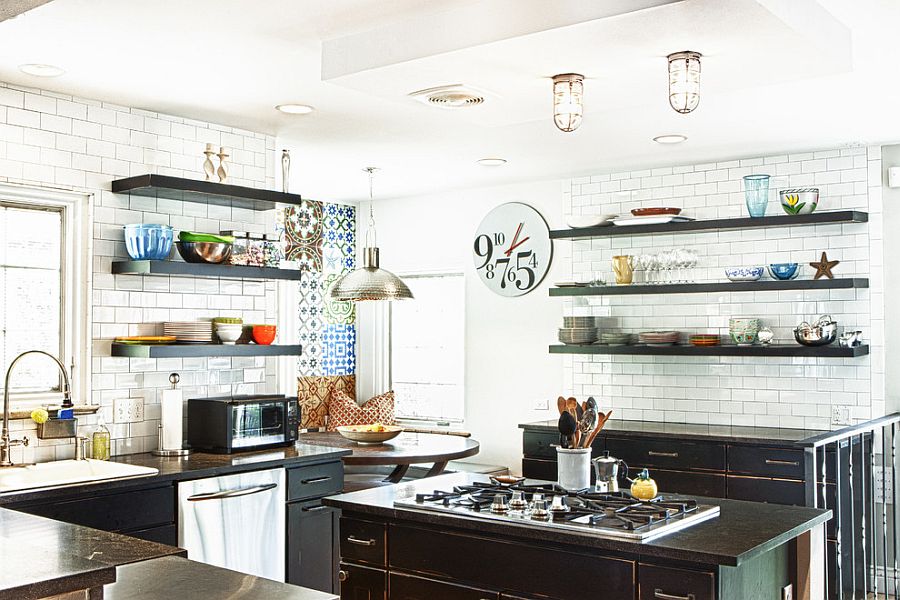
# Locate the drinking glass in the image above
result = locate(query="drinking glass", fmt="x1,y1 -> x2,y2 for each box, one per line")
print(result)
743,174 -> 770,218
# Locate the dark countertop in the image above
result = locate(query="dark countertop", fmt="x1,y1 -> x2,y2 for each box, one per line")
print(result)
323,472 -> 830,567
105,556 -> 337,600
521,418 -> 827,445
0,509 -> 184,600
0,443 -> 351,505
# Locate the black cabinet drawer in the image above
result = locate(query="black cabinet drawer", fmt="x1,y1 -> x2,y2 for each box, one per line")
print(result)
728,445 -> 805,479
339,562 -> 385,600
639,563 -> 715,600
287,460 -> 343,501
606,437 -> 725,472
126,523 -> 178,546
523,431 -> 559,459
390,572 -> 498,600
634,468 -> 726,498
727,475 -> 806,505
12,483 -> 175,532
390,524 -> 635,600
340,517 -> 387,567
522,458 -> 557,481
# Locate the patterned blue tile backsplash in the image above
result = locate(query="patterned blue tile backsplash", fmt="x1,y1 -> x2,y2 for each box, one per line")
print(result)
285,202 -> 356,377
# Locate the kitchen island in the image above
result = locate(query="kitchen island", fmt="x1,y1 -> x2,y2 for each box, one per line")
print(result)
324,472 -> 829,600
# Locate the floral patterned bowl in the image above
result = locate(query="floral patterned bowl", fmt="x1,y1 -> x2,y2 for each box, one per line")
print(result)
724,266 -> 764,282
768,263 -> 800,280
779,188 -> 819,215
729,317 -> 760,346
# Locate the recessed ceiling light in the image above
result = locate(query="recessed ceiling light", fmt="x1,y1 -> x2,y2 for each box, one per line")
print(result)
653,134 -> 688,144
275,104 -> 314,115
477,158 -> 507,166
18,63 -> 65,78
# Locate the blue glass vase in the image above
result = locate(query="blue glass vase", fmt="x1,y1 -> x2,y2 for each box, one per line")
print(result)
743,174 -> 770,218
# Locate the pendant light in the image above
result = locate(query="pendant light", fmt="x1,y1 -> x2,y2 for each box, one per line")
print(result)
328,168 -> 413,302
552,73 -> 584,132
667,51 -> 702,114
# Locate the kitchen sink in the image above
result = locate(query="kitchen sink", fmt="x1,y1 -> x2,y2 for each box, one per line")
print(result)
0,459 -> 158,493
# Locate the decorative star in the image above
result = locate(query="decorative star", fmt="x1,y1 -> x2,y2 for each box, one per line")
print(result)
810,251 -> 840,280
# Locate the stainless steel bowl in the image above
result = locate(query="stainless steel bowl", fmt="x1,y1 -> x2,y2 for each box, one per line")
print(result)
793,320 -> 838,346
176,241 -> 233,264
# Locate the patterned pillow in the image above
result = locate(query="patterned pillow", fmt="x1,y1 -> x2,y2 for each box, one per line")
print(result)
326,389 -> 395,431
298,375 -> 356,429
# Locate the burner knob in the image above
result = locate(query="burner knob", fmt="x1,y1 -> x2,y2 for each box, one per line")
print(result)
508,490 -> 528,511
549,495 -> 569,513
531,499 -> 550,521
490,493 -> 509,514
530,493 -> 544,510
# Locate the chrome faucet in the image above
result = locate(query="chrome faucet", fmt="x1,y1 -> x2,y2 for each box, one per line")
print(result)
2,350 -> 73,468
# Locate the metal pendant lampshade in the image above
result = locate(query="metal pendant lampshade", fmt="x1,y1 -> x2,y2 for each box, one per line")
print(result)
328,168 -> 413,302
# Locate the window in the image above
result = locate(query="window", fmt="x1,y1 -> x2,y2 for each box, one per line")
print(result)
0,184 -> 89,405
390,273 -> 465,423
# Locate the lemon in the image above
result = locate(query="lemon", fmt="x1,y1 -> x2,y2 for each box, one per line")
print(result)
30,409 -> 49,424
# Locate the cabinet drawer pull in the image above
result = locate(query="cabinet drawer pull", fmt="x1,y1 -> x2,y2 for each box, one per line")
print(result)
301,476 -> 332,484
338,570 -> 349,582
654,590 -> 695,600
346,535 -> 376,547
765,459 -> 800,467
301,505 -> 329,512
648,451 -> 679,458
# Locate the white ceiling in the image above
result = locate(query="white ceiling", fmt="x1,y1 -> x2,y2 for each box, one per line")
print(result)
0,0 -> 898,202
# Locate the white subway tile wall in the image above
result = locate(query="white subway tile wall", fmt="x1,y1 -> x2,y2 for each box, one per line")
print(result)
0,81 -> 282,461
562,146 -> 884,430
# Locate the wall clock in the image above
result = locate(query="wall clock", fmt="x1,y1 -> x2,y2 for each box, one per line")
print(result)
472,202 -> 553,297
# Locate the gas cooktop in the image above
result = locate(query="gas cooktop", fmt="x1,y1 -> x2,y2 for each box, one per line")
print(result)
393,481 -> 720,542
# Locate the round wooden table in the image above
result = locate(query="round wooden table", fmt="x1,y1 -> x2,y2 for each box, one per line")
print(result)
298,431 -> 480,483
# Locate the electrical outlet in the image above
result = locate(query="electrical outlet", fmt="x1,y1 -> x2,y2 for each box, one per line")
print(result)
782,584 -> 793,600
831,405 -> 852,426
114,397 -> 144,424
874,465 -> 894,504
533,398 -> 549,411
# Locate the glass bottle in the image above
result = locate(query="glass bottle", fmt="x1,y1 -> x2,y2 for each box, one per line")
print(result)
92,419 -> 111,460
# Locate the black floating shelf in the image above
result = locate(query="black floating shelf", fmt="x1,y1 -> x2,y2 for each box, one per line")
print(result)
111,260 -> 303,281
112,174 -> 303,211
111,343 -> 303,358
549,344 -> 869,358
549,278 -> 869,296
551,210 -> 868,240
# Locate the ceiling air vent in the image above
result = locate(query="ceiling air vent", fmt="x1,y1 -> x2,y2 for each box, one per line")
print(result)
408,84 -> 487,108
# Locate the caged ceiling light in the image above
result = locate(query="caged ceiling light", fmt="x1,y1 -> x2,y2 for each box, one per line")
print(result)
328,168 -> 413,302
667,51 -> 702,114
551,73 -> 584,132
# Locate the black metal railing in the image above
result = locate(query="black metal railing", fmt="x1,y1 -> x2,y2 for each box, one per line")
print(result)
799,413 -> 900,599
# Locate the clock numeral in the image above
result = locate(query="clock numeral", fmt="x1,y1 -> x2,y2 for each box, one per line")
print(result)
484,263 -> 495,279
473,234 -> 494,269
515,250 -> 536,290
493,232 -> 505,245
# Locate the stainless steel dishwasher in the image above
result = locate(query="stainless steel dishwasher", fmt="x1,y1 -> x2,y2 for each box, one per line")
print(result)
178,468 -> 285,581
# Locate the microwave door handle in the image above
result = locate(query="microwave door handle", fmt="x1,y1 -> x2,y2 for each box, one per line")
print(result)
187,483 -> 278,502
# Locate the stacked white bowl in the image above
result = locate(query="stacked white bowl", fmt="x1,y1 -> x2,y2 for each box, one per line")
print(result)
215,323 -> 243,345
559,316 -> 598,345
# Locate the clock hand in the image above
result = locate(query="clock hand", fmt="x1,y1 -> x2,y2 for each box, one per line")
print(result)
504,222 -> 524,256
505,236 -> 531,255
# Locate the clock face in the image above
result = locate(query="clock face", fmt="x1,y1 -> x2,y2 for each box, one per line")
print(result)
472,202 -> 553,297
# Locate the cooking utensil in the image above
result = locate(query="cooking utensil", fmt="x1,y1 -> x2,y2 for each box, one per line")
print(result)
578,407 -> 598,448
558,411 -> 577,449
586,397 -> 598,413
556,396 -> 566,415
176,241 -> 233,264
575,401 -> 584,422
584,410 -> 613,449
566,398 -> 578,423
794,315 -> 838,346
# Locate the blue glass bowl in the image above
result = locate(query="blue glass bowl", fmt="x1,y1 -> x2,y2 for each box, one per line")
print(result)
768,263 -> 799,280
124,224 -> 174,260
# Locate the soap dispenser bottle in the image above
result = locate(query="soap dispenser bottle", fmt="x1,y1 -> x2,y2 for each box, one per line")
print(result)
92,419 -> 111,460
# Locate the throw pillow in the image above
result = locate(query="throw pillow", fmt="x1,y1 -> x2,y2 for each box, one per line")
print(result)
327,389 -> 395,431
298,375 -> 356,429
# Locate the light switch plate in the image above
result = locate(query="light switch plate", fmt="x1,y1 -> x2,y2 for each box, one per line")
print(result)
831,405 -> 852,426
114,397 -> 144,424
533,398 -> 549,410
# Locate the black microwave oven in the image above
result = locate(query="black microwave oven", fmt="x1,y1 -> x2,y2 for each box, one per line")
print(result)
187,394 -> 299,453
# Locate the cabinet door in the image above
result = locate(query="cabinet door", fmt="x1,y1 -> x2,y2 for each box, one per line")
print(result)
339,563 -> 385,600
287,499 -> 339,593
390,572 -> 498,600
638,563 -> 715,600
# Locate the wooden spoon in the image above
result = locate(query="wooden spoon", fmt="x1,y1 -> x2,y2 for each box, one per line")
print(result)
584,410 -> 613,449
566,397 -> 578,422
557,396 -> 567,415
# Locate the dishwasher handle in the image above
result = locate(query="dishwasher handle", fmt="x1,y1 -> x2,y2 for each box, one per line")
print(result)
187,482 -> 278,502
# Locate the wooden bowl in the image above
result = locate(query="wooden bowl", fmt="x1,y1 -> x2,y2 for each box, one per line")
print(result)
630,207 -> 682,217
336,425 -> 403,444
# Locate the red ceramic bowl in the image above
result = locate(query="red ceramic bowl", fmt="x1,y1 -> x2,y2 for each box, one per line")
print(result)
252,325 -> 277,345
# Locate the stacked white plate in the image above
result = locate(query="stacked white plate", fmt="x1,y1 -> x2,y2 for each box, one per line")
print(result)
163,321 -> 214,343
558,327 -> 598,345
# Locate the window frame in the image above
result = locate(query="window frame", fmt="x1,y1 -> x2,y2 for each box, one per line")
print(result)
388,271 -> 466,425
0,183 -> 91,409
